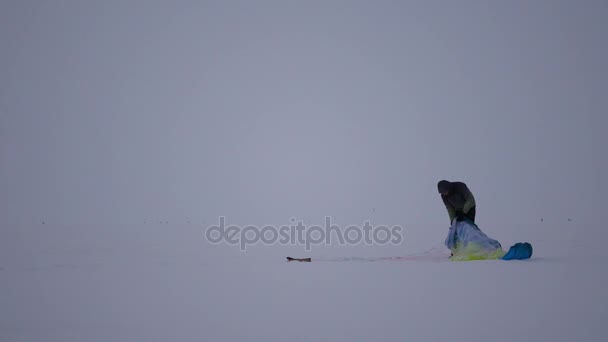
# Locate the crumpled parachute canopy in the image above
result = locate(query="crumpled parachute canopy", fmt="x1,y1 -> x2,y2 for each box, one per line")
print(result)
445,219 -> 505,261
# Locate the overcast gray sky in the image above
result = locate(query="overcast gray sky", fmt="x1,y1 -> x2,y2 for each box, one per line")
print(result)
1,0 -> 606,226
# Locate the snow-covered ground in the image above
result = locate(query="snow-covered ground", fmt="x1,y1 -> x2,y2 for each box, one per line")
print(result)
2,1 -> 607,341
1,222 -> 605,342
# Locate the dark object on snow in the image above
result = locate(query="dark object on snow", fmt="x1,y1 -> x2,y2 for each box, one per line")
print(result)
286,257 -> 311,262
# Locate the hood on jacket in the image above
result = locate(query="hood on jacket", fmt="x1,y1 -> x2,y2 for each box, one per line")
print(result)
437,180 -> 451,194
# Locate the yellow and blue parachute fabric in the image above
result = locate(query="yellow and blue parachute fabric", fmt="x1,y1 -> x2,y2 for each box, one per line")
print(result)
444,218 -> 505,261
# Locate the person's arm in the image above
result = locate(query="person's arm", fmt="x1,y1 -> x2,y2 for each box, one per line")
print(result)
462,185 -> 476,214
442,195 -> 456,223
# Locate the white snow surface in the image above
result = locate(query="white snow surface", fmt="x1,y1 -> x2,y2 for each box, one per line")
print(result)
1,222 -> 606,342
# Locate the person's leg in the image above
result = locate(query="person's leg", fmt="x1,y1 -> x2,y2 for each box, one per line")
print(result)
466,206 -> 476,223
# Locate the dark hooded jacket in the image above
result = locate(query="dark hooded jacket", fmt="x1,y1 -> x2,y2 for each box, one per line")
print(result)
440,181 -> 476,222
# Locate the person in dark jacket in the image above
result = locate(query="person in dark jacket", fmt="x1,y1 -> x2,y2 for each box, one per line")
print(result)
437,180 -> 477,223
